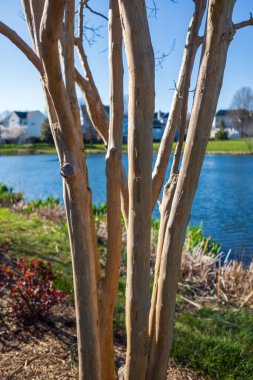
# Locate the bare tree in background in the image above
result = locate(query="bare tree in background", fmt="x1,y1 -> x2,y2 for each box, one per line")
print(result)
231,86 -> 253,137
0,1 -> 253,379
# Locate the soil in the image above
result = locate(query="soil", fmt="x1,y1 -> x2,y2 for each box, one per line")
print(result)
0,301 -> 206,380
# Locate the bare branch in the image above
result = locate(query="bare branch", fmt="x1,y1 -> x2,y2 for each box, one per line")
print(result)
77,1 -> 104,46
75,0 -> 129,224
234,12 -> 253,30
146,0 -> 159,18
0,21 -> 43,75
151,0 -> 206,209
155,39 -> 176,69
64,0 -> 82,130
29,0 -> 45,54
21,0 -> 35,43
100,2 -> 124,376
85,4 -> 108,21
83,21 -> 104,46
76,0 -> 108,21
40,0 -> 75,144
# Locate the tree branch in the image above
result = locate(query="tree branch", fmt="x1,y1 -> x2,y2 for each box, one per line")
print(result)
21,0 -> 35,44
64,1 -> 81,129
29,0 -> 45,54
234,12 -> 253,30
151,0 -> 206,210
78,0 -> 108,21
0,21 -> 43,75
40,2 -> 102,379
100,2 -> 124,376
75,1 -> 129,224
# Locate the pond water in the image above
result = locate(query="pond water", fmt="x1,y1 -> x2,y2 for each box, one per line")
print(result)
0,153 -> 252,262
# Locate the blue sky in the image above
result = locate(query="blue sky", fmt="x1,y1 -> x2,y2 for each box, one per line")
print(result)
0,0 -> 253,115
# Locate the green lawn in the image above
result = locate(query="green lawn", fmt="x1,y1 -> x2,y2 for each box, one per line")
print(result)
0,139 -> 252,155
172,308 -> 253,380
206,139 -> 253,153
0,143 -> 56,155
0,207 -> 72,291
1,206 -> 252,379
153,139 -> 253,154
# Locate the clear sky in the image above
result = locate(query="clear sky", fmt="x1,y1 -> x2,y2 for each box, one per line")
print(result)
0,0 -> 253,115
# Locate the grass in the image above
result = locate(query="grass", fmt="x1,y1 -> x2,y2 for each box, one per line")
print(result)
172,307 -> 253,379
153,139 -> 253,154
0,143 -> 56,155
206,139 -> 253,153
0,139 -> 252,155
114,280 -> 253,379
0,201 -> 252,378
0,207 -> 72,291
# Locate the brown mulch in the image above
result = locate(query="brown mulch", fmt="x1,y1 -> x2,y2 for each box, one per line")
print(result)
0,302 -> 205,380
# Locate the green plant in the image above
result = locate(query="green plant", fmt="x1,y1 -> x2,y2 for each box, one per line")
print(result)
151,218 -> 160,244
186,224 -> 220,255
92,203 -> 107,223
215,120 -> 229,141
0,183 -> 23,204
24,196 -> 60,213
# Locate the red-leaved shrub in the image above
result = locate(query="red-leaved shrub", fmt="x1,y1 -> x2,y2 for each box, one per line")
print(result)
0,258 -> 66,322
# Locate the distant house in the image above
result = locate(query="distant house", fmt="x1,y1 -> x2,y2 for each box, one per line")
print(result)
211,109 -> 253,138
1,110 -> 46,139
152,111 -> 169,142
79,104 -> 185,144
80,103 -> 129,143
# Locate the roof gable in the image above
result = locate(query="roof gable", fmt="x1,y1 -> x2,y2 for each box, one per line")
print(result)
14,111 -> 27,119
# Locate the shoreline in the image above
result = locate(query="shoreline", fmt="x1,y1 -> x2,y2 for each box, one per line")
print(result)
0,139 -> 253,156
0,151 -> 252,156
1,148 -> 253,156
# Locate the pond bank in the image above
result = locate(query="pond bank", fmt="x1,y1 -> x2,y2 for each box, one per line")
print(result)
0,139 -> 253,155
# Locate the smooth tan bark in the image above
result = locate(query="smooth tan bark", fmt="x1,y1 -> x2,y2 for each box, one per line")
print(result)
74,5 -> 129,224
99,1 -> 124,378
118,1 -> 154,378
39,2 -> 101,379
150,2 -> 236,378
151,0 -> 206,210
147,5 -> 206,375
147,174 -> 178,376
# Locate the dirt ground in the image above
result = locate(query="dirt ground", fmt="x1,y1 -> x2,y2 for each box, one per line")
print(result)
0,301 -> 206,380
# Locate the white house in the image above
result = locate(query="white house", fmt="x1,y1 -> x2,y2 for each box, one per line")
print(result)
8,111 -> 46,138
211,109 -> 253,139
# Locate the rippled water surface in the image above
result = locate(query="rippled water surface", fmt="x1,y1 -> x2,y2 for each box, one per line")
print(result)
0,154 -> 252,261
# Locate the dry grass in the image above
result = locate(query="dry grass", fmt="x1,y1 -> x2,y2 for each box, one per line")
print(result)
180,246 -> 253,308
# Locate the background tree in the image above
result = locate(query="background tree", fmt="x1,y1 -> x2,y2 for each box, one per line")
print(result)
0,125 -> 27,144
0,1 -> 253,380
40,117 -> 54,144
231,86 -> 253,137
215,120 -> 228,140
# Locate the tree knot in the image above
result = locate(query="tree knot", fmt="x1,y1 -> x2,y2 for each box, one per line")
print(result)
60,163 -> 74,180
